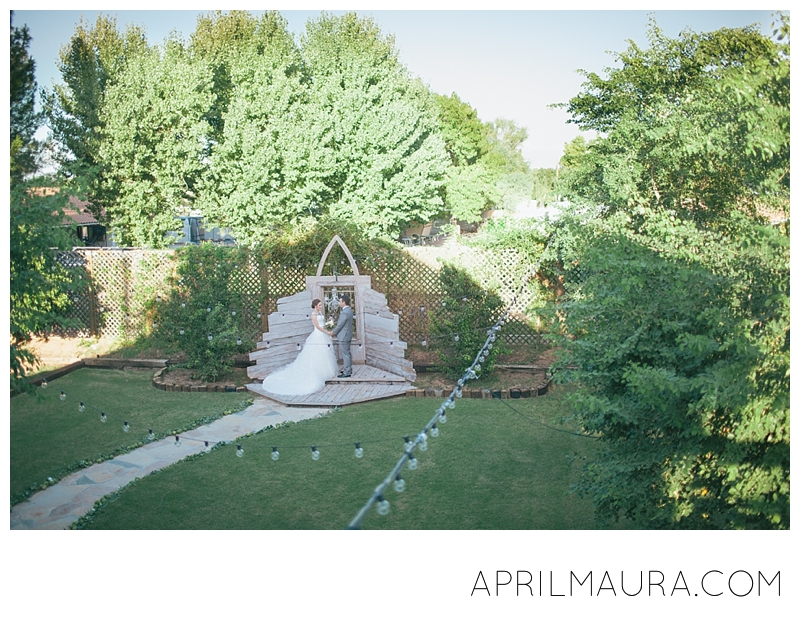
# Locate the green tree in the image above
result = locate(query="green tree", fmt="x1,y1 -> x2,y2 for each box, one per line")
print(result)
553,211 -> 789,529
550,17 -> 790,528
299,12 -> 450,238
42,14 -> 149,214
97,39 -> 216,247
433,92 -> 490,167
193,11 -> 313,244
10,13 -> 84,393
557,17 -> 789,223
10,13 -> 40,182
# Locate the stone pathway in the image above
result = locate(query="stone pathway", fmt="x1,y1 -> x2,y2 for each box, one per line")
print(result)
10,397 -> 330,530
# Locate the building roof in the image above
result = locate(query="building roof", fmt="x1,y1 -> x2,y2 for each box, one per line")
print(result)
62,196 -> 100,226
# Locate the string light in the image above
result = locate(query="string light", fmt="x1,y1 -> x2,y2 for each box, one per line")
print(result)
354,443 -> 364,458
123,421 -> 130,432
236,445 -> 244,458
404,436 -> 413,451
60,391 -> 66,401
311,446 -> 320,460
179,328 -> 185,335
430,424 -> 439,438
100,411 -> 106,422
439,412 -> 447,424
407,455 -> 419,470
376,495 -> 390,515
79,402 -> 85,412
271,447 -> 280,461
418,432 -> 428,451
393,475 -> 406,492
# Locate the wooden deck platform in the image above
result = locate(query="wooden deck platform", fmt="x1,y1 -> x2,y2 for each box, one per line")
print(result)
246,364 -> 413,407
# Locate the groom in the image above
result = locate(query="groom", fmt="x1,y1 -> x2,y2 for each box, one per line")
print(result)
330,294 -> 354,378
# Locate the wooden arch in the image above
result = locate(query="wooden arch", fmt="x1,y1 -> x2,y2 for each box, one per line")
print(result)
316,235 -> 360,277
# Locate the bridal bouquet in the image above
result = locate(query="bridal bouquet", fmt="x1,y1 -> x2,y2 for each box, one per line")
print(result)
325,317 -> 336,330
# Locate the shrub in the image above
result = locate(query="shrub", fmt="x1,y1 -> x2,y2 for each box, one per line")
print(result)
429,264 -> 507,380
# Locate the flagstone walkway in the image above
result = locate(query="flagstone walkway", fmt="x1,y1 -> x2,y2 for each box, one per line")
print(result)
10,397 -> 330,530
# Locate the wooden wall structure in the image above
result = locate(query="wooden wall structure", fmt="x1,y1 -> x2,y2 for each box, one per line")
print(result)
248,236 -> 415,382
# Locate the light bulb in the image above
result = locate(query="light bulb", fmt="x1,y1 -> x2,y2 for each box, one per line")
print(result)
488,343 -> 493,350
475,364 -> 482,372
479,355 -> 485,362
297,343 -> 301,350
60,391 -> 66,401
236,445 -> 244,458
394,476 -> 406,493
454,334 -> 459,342
179,328 -> 185,335
430,424 -> 439,438
41,380 -> 48,388
408,456 -> 419,470
79,402 -> 85,412
181,302 -> 186,308
420,306 -> 425,313
419,439 -> 428,452
205,441 -> 211,453
354,443 -> 364,458
377,496 -> 390,516
100,412 -> 106,422
236,338 -> 242,346
404,436 -> 413,451
148,429 -> 155,440
456,388 -> 463,399
208,334 -> 213,341
153,322 -> 158,329
175,436 -> 181,446
311,446 -> 320,460
422,339 -> 427,347
231,310 -> 236,316
257,313 -> 262,319
440,412 -> 447,424
123,421 -> 130,432
206,307 -> 211,313
442,301 -> 446,306
271,447 -> 280,461
446,399 -> 455,409
490,334 -> 496,342
457,378 -> 464,386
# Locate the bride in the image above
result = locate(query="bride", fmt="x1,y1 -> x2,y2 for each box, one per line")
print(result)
261,299 -> 339,395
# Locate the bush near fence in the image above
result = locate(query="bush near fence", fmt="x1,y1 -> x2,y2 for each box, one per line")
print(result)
48,242 -> 547,349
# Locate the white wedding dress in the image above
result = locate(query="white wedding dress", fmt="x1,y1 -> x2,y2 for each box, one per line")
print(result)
261,312 -> 339,395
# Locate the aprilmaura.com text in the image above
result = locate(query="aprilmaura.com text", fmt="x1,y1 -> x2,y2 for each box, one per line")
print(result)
471,570 -> 780,598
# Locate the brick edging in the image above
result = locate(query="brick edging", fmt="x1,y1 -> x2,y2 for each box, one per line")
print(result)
404,379 -> 551,399
152,367 -> 248,393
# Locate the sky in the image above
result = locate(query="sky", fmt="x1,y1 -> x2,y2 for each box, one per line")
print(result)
13,6 -> 777,169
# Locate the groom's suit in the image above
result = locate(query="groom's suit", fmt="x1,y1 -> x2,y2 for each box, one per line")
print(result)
332,303 -> 354,376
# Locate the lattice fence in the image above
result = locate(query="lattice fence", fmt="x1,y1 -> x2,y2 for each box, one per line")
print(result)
48,243 -> 549,347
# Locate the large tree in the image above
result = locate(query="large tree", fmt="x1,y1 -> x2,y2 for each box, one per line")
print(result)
10,13 -> 40,182
551,16 -> 790,528
192,11 -> 313,244
10,13 -> 83,393
557,17 -> 790,224
299,12 -> 450,238
97,39 -> 216,247
42,14 -> 149,214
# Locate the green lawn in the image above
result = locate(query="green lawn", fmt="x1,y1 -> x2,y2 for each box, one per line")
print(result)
78,385 -> 599,530
10,367 -> 252,504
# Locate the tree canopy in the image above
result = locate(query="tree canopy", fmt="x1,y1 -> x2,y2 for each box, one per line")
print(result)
10,12 -> 85,393
550,15 -> 790,528
558,17 -> 789,224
